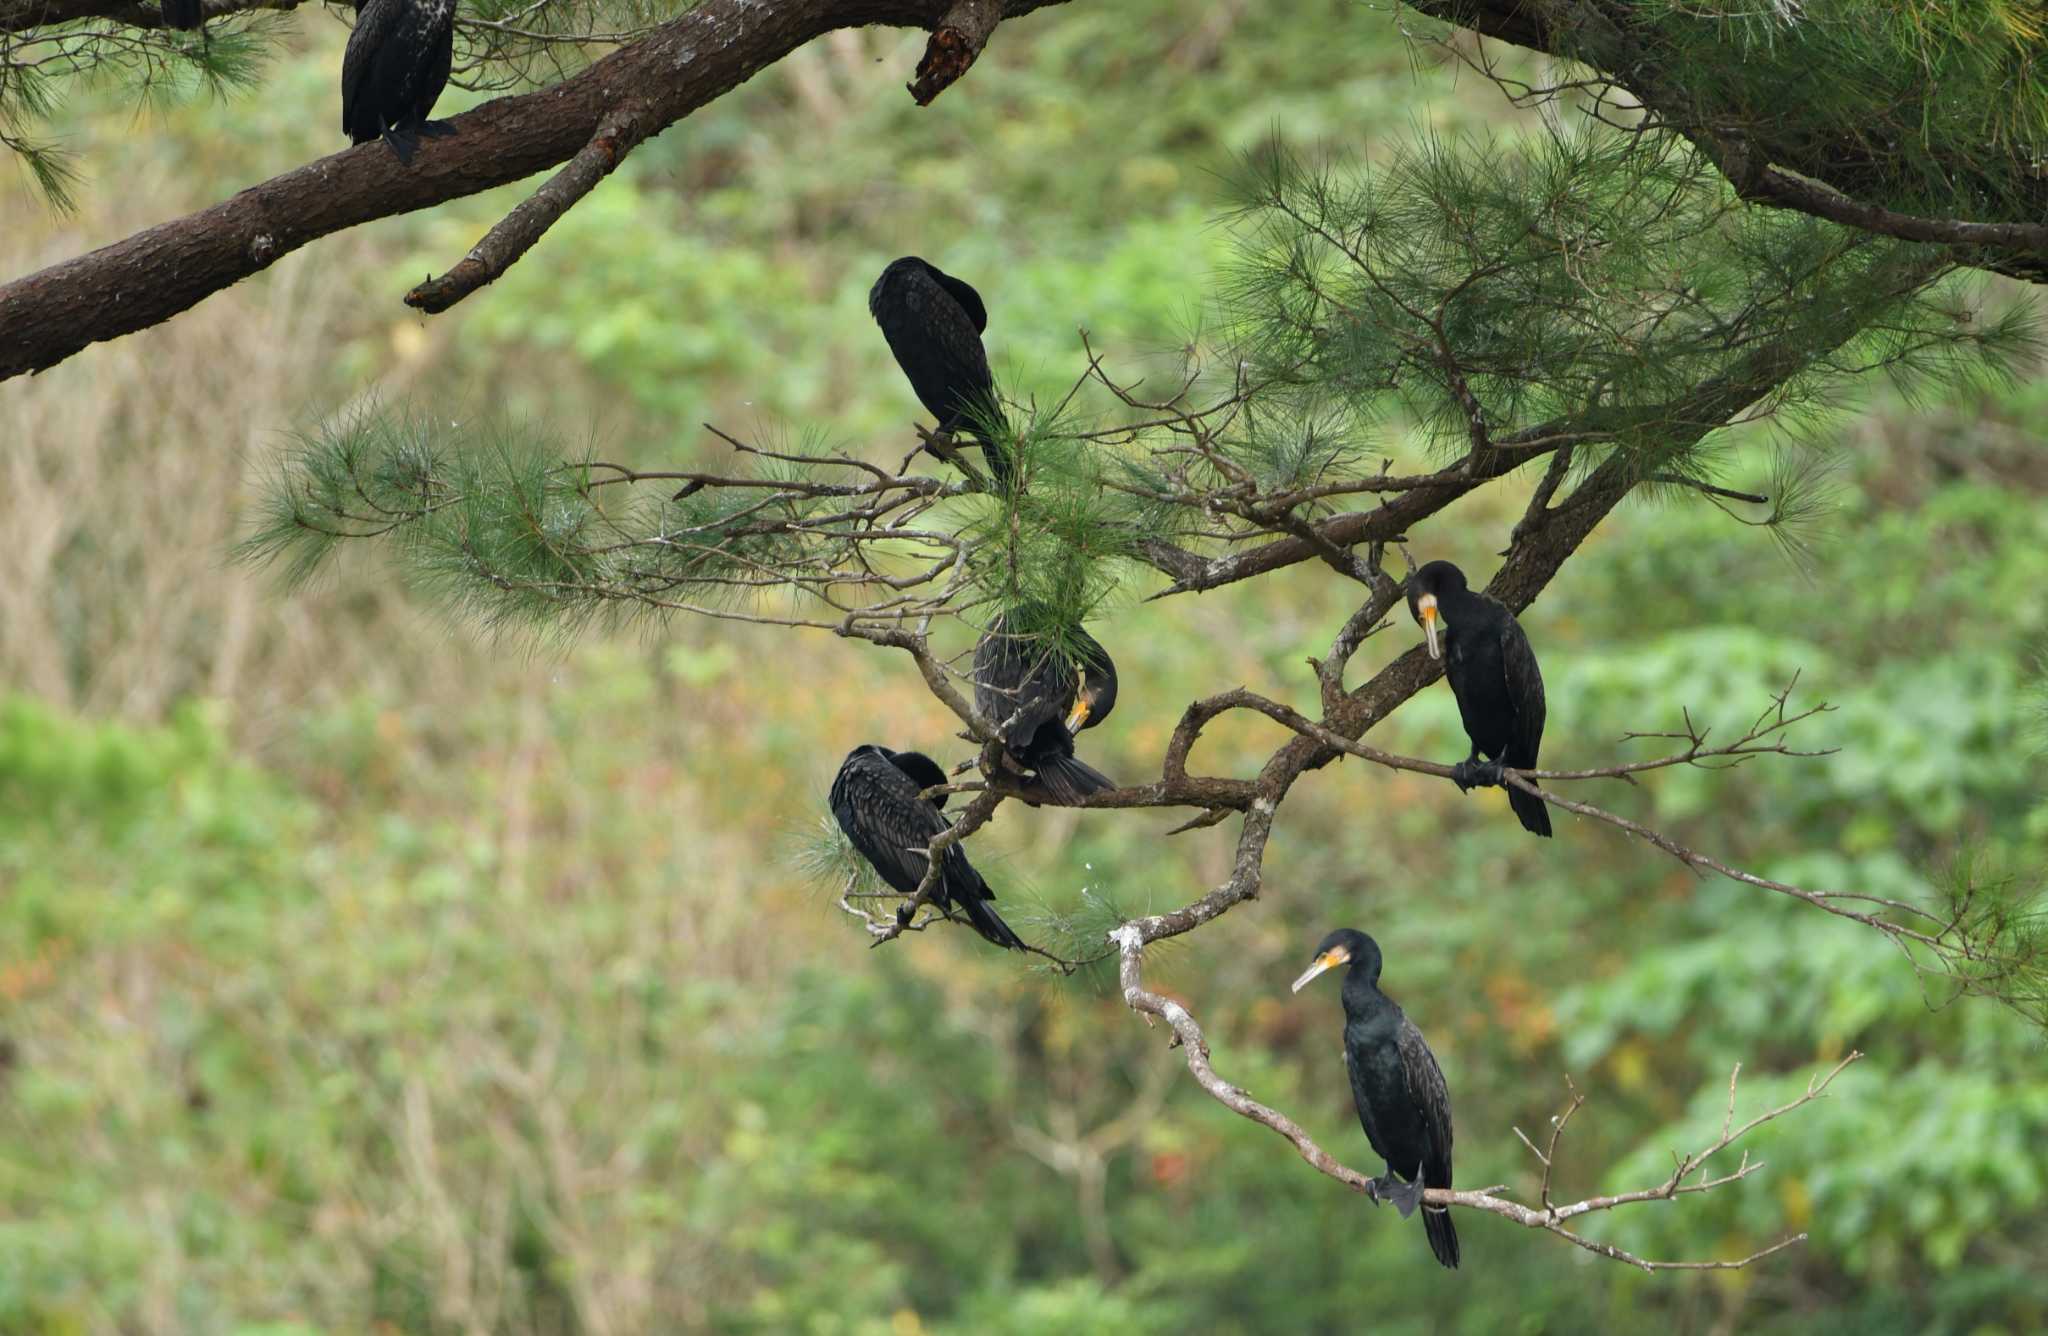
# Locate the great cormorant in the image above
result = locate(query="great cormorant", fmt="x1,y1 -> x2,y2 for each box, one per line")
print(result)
974,610 -> 1118,804
341,0 -> 456,164
868,257 -> 1012,487
829,744 -> 1027,951
1407,559 -> 1551,838
161,0 -> 203,30
1292,928 -> 1459,1269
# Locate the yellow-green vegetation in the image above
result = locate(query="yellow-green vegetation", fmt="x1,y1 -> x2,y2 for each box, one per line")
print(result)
3,2 -> 2047,1332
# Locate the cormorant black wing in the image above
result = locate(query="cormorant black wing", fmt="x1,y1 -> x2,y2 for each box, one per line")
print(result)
1498,613 -> 1552,837
1397,1015 -> 1461,1267
974,623 -> 1077,754
341,0 -> 405,140
869,264 -> 998,437
1395,1016 -> 1453,1189
342,0 -> 455,146
828,747 -> 1026,950
932,270 -> 988,334
1499,617 -> 1546,769
829,751 -> 948,899
415,4 -> 455,123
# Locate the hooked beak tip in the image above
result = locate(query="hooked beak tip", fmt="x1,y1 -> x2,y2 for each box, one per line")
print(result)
1290,954 -> 1340,993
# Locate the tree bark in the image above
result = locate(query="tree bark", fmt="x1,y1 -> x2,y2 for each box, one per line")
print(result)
1398,0 -> 2048,283
0,0 -> 1067,381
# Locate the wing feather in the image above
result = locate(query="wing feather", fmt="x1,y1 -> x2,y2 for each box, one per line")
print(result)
340,0 -> 402,138
974,619 -> 1078,753
830,755 -> 948,898
1499,617 -> 1546,769
1396,1017 -> 1454,1189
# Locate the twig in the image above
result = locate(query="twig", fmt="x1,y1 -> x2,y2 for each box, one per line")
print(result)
407,102 -> 651,314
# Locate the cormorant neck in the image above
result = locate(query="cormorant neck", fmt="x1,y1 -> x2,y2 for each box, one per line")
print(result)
1338,960 -> 1390,1020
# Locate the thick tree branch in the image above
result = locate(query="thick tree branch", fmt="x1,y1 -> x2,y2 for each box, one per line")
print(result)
905,0 -> 1002,105
0,0 -> 1066,381
1397,0 -> 2048,283
0,0 -> 305,32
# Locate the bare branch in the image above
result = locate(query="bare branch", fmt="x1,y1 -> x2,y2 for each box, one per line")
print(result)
1113,925 -> 1858,1271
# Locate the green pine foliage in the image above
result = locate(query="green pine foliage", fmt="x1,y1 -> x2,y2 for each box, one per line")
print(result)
243,403 -> 866,637
1220,130 -> 2036,477
1,10 -> 285,208
1597,0 -> 2048,225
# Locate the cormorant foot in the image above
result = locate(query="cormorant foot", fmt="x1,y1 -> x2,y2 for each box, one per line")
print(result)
1383,1173 -> 1426,1219
895,903 -> 916,927
418,119 -> 458,139
1451,757 -> 1504,790
383,129 -> 421,165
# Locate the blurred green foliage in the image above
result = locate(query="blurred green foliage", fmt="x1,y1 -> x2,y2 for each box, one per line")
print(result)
6,0 -> 2048,1333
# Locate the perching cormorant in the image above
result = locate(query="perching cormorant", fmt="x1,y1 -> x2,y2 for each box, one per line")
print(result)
974,609 -> 1118,804
868,257 -> 1012,487
1292,928 -> 1459,1269
161,0 -> 203,30
829,744 -> 1027,951
341,0 -> 456,164
1407,559 -> 1551,838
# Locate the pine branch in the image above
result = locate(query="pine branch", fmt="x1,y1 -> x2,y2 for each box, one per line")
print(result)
0,0 -> 1070,381
1398,0 -> 2048,282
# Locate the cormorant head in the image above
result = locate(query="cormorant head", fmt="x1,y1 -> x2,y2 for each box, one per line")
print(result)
1406,560 -> 1468,661
1290,928 -> 1382,993
881,746 -> 951,810
1064,638 -> 1119,735
873,256 -> 989,334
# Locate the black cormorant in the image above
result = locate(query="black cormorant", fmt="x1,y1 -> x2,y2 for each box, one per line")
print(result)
974,610 -> 1118,804
341,0 -> 456,164
1407,559 -> 1551,837
829,744 -> 1027,951
1292,928 -> 1459,1269
868,257 -> 1011,486
161,0 -> 203,30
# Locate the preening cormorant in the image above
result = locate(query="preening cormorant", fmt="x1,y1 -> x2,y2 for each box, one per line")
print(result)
161,0 -> 203,30
829,744 -> 1027,951
868,257 -> 1012,487
1407,559 -> 1552,837
341,0 -> 456,164
1292,928 -> 1459,1269
974,610 -> 1118,804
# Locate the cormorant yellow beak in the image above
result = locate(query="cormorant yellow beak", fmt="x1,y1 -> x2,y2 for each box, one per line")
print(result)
1291,946 -> 1351,993
1418,595 -> 1441,660
1064,695 -> 1093,734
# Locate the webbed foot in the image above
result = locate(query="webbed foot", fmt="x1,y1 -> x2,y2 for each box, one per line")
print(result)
1381,1173 -> 1426,1219
1451,756 -> 1503,790
383,129 -> 421,165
